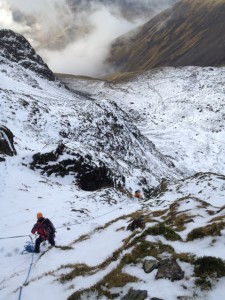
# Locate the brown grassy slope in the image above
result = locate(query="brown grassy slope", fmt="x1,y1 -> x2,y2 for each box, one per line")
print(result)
107,0 -> 225,72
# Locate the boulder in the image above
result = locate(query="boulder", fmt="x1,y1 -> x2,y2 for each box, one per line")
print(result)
30,144 -> 121,191
127,216 -> 145,231
121,289 -> 148,300
143,259 -> 159,273
155,259 -> 184,281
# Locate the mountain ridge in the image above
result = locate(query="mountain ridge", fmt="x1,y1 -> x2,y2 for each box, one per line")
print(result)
107,0 -> 225,73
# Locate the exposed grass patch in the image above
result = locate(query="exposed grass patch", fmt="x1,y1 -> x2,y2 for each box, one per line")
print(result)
145,223 -> 182,241
70,234 -> 90,246
164,212 -> 195,232
172,213 -> 193,231
67,257 -> 138,300
70,212 -> 139,246
151,209 -> 167,217
194,256 -> 225,290
174,252 -> 196,264
59,223 -> 138,284
187,222 -> 225,241
101,268 -> 138,289
208,215 -> 225,223
123,239 -> 175,264
196,200 -> 210,209
55,245 -> 73,251
59,264 -> 96,284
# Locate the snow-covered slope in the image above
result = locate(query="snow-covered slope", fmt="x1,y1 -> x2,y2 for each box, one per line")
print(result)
0,30 -> 182,196
61,66 -> 225,176
1,29 -> 225,300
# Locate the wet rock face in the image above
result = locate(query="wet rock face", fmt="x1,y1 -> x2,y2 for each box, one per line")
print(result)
0,126 -> 17,158
155,259 -> 184,281
30,143 -> 122,191
0,29 -> 56,81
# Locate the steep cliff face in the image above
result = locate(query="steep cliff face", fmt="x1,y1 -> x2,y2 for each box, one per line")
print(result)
107,0 -> 225,72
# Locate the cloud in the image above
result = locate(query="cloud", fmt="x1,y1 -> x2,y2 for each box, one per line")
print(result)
39,7 -> 144,77
0,0 -> 177,76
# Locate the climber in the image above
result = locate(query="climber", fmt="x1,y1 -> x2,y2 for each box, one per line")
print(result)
31,212 -> 56,253
134,190 -> 142,199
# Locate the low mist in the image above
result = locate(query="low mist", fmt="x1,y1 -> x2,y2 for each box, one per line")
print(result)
0,0 -> 177,77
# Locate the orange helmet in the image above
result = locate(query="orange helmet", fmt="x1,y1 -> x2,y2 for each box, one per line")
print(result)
37,212 -> 43,219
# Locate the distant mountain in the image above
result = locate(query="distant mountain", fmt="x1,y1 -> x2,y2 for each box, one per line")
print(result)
68,0 -> 177,20
107,0 -> 225,72
8,0 -> 177,52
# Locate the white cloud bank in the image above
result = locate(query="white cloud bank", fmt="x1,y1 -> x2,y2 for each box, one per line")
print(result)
0,0 -> 176,76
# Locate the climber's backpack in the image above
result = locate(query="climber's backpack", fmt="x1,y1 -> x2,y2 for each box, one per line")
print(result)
41,218 -> 56,236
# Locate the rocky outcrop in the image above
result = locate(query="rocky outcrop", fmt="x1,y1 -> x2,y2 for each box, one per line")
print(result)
143,259 -> 159,273
0,126 -> 17,158
155,259 -> 184,281
127,216 -> 145,231
122,289 -> 148,300
0,29 -> 57,81
30,143 -> 124,191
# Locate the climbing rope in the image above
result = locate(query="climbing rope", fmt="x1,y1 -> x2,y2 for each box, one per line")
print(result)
0,234 -> 35,300
55,205 -> 123,229
0,234 -> 31,240
0,204 -> 126,300
18,235 -> 34,300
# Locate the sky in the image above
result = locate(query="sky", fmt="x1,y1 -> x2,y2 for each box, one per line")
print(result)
0,0 -> 176,76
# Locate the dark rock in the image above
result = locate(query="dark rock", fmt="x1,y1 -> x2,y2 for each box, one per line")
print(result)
155,259 -> 184,281
143,259 -> 159,273
150,298 -> 164,300
31,143 -> 65,167
30,144 -> 122,191
78,164 -> 114,191
127,216 -> 145,231
0,126 -> 17,157
184,219 -> 194,224
121,289 -> 148,300
0,29 -> 56,81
